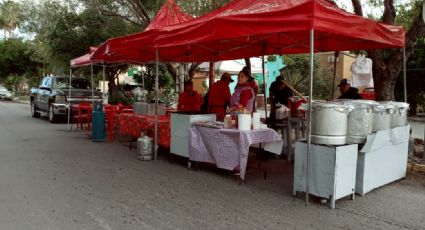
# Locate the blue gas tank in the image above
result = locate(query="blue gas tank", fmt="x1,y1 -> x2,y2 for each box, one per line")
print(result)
92,104 -> 105,142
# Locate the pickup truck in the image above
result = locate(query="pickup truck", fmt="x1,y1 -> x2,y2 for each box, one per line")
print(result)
30,76 -> 102,122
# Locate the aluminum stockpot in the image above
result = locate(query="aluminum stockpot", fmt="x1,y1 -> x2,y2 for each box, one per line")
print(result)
344,100 -> 375,143
372,102 -> 394,132
390,102 -> 409,128
311,101 -> 350,136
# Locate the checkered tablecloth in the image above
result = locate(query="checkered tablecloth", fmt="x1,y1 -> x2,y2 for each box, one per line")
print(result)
189,126 -> 281,180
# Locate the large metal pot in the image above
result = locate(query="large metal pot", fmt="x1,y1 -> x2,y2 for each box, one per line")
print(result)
311,102 -> 350,136
345,100 -> 375,143
390,102 -> 409,128
275,104 -> 290,120
372,102 -> 394,132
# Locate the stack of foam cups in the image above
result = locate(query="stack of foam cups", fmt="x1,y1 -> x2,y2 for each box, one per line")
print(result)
252,112 -> 261,129
238,114 -> 252,131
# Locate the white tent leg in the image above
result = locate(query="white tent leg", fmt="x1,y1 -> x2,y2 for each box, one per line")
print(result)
261,55 -> 267,117
103,64 -> 106,104
154,48 -> 159,160
67,68 -> 72,130
305,29 -> 315,205
91,64 -> 94,107
403,47 -> 407,103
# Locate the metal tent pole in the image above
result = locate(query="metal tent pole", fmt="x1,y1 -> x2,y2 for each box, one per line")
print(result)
403,47 -> 407,103
103,64 -> 106,104
262,51 -> 267,117
154,48 -> 159,160
305,29 -> 315,205
67,68 -> 72,130
91,64 -> 95,107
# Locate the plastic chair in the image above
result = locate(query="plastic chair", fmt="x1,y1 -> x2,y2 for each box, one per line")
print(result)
70,105 -> 89,130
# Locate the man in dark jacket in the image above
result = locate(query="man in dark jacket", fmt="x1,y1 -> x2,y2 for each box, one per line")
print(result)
338,79 -> 363,100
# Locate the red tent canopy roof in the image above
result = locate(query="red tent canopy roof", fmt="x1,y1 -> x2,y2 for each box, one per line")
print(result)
70,46 -> 98,67
94,0 -> 404,63
145,0 -> 193,31
90,0 -> 193,63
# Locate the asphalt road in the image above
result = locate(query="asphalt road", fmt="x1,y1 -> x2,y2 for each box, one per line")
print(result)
1,101 -> 425,230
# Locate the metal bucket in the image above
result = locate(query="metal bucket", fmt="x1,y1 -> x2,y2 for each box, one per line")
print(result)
390,102 -> 409,128
372,102 -> 394,132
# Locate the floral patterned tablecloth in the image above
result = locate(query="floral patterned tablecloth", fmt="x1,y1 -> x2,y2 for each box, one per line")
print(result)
118,113 -> 170,148
189,126 -> 281,180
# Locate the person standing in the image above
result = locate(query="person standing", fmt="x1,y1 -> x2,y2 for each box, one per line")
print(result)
242,66 -> 259,111
208,72 -> 233,121
337,79 -> 363,99
226,69 -> 255,114
177,81 -> 203,112
269,76 -> 293,123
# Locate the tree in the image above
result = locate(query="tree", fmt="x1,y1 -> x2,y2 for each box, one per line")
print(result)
0,38 -> 44,92
0,0 -> 23,38
347,0 -> 425,101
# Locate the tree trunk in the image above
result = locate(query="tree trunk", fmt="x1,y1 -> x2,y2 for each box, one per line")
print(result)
105,66 -> 120,100
244,58 -> 251,74
165,63 -> 177,82
188,62 -> 201,80
374,69 -> 396,101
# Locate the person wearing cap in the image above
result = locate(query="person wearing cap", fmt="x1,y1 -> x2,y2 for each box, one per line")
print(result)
226,69 -> 255,115
269,75 -> 293,124
177,81 -> 203,112
208,72 -> 233,121
338,78 -> 363,99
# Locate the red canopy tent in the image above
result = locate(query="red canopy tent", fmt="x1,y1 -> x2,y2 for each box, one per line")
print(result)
70,46 -> 98,67
91,0 -> 193,63
91,0 -> 407,202
93,0 -> 404,63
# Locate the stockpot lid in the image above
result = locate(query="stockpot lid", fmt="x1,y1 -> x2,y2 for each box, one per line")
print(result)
390,101 -> 410,109
302,101 -> 350,113
372,101 -> 394,112
347,100 -> 377,109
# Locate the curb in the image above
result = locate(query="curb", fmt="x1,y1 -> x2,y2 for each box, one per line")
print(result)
408,117 -> 425,122
15,100 -> 30,104
407,162 -> 425,174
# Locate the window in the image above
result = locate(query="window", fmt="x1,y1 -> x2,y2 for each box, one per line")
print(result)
327,56 -> 339,63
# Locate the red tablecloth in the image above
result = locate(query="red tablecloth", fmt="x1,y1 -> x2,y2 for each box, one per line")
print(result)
118,114 -> 170,148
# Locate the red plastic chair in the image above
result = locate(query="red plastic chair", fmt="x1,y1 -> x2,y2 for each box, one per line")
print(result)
70,104 -> 89,130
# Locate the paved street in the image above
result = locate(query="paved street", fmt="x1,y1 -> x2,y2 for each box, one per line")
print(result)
0,101 -> 425,230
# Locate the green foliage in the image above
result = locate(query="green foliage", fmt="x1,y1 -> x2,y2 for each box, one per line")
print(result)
133,64 -> 173,92
19,0 -> 141,74
282,54 -> 333,100
395,37 -> 425,112
0,0 -> 23,37
0,38 -> 43,80
394,0 -> 423,29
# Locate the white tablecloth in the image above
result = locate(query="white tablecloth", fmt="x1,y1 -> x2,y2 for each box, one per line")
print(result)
189,126 -> 281,180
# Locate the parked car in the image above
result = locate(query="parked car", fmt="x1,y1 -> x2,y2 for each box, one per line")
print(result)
360,87 -> 376,100
30,76 -> 102,122
0,87 -> 13,100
